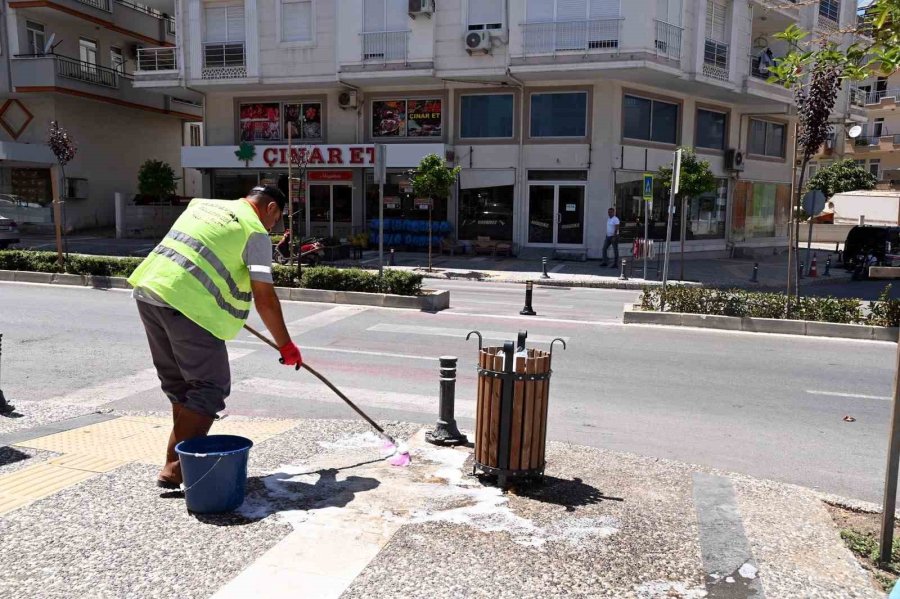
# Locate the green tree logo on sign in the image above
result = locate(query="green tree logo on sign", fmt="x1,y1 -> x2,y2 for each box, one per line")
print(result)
235,141 -> 256,167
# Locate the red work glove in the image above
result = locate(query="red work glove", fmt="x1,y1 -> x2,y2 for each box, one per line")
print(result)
278,342 -> 303,370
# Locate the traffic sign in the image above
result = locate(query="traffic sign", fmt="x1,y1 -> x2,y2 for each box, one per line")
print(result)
802,189 -> 826,216
642,174 -> 653,201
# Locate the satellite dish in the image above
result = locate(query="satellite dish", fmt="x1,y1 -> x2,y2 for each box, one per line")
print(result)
848,125 -> 863,138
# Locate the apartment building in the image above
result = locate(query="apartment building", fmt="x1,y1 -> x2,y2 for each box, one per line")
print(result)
133,0 -> 861,257
0,0 -> 202,230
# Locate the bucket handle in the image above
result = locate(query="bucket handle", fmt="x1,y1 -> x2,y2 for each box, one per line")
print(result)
179,456 -> 224,494
466,330 -> 483,351
550,338 -> 567,360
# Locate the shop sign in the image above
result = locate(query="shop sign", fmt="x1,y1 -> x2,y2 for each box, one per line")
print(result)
308,170 -> 353,182
416,197 -> 433,210
372,99 -> 442,139
565,204 -> 576,212
260,145 -> 376,167
384,196 -> 401,209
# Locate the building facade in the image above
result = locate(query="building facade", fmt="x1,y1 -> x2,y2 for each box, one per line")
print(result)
0,0 -> 202,230
135,0 -> 860,257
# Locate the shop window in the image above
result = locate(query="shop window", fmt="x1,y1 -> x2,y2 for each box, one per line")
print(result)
695,108 -> 727,150
747,119 -> 786,158
468,0 -> 503,30
372,98 -> 442,139
460,94 -> 513,139
6,168 -> 52,206
529,92 -> 587,138
281,0 -> 313,43
238,101 -> 323,142
623,94 -> 678,144
283,102 -> 322,140
213,171 -> 261,200
458,185 -> 514,241
731,181 -> 791,240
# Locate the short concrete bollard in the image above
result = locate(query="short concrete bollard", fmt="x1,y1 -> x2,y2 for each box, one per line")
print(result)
619,259 -> 628,281
541,257 -> 550,279
426,356 -> 468,446
520,280 -> 537,316
750,263 -> 759,283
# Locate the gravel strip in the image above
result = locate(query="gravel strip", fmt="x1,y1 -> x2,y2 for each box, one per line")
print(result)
0,402 -> 109,435
0,446 -> 58,475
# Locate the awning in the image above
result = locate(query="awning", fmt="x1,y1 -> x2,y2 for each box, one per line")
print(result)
459,169 -> 516,190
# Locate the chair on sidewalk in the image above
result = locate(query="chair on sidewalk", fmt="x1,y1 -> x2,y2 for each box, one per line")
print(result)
473,236 -> 513,257
440,237 -> 466,256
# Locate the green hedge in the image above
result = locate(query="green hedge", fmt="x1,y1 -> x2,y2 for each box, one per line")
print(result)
0,250 -> 424,296
639,285 -> 900,327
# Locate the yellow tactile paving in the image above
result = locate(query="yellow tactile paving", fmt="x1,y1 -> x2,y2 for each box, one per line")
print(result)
0,416 -> 300,515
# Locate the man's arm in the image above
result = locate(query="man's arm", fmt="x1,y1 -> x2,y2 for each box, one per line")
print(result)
614,218 -> 620,236
251,280 -> 291,348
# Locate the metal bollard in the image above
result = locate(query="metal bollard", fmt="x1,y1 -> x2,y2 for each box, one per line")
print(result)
751,263 -> 759,283
388,248 -> 395,266
824,258 -> 831,276
0,334 -> 14,415
541,257 -> 550,279
619,258 -> 628,281
520,280 -> 537,316
426,356 -> 468,446
799,262 -> 805,279
837,249 -> 843,264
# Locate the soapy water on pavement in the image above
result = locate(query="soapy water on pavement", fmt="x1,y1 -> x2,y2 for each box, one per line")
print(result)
633,581 -> 708,599
240,432 -> 620,550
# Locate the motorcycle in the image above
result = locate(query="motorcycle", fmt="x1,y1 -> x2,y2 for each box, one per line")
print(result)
273,231 -> 325,266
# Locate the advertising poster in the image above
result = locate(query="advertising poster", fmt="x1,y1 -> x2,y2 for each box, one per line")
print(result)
284,102 -> 323,140
407,99 -> 442,137
372,100 -> 406,137
239,103 -> 281,142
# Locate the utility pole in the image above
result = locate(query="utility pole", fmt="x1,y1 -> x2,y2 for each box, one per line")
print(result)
374,144 -> 386,277
660,148 -> 681,311
881,328 -> 900,564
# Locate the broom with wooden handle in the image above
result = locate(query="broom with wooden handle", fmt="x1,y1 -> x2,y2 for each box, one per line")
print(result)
243,324 -> 411,466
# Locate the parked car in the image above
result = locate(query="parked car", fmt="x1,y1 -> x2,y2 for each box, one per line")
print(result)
843,225 -> 900,271
0,214 -> 20,249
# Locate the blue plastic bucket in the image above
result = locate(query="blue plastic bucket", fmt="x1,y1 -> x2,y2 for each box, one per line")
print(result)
175,435 -> 253,514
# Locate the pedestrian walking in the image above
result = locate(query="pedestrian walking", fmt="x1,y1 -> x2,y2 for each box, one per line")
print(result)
600,207 -> 620,267
128,186 -> 303,489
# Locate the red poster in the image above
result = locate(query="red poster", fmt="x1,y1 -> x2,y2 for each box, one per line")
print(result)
309,171 -> 353,181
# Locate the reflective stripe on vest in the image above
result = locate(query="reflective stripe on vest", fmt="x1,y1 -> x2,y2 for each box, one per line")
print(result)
151,244 -> 250,321
165,230 -> 252,303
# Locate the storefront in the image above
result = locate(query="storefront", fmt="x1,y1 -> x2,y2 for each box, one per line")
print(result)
527,170 -> 588,248
457,169 -> 516,242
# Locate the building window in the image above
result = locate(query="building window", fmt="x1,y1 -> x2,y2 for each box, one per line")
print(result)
623,94 -> 679,144
372,98 -> 442,139
819,0 -> 839,24
238,101 -> 324,142
363,0 -> 408,32
189,123 -> 202,146
529,92 -> 588,138
869,159 -> 881,180
79,38 -> 98,66
468,0 -> 503,30
808,163 -> 819,180
874,117 -> 885,138
458,185 -> 514,241
747,119 -> 786,158
26,21 -> 46,55
281,0 -> 313,43
204,3 -> 246,67
110,47 -> 125,73
460,94 -> 514,139
695,108 -> 727,150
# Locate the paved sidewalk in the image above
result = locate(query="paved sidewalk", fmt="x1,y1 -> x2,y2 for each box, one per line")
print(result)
0,411 -> 881,598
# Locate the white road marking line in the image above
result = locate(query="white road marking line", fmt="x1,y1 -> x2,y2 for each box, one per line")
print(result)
41,348 -> 255,408
805,389 -> 891,401
230,340 -> 437,361
367,323 -> 570,344
286,305 -> 368,336
439,311 -> 619,326
232,377 -> 476,417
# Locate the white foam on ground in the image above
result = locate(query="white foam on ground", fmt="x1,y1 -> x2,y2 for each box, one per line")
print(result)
316,432 -> 385,450
738,562 -> 758,579
633,581 -> 708,599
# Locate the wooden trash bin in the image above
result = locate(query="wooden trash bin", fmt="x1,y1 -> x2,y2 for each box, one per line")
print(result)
471,333 -> 564,488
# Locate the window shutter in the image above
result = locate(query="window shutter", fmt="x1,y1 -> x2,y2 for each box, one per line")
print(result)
706,0 -> 727,42
282,0 -> 312,42
204,6 -> 227,42
226,4 -> 245,42
386,0 -> 407,30
557,0 -> 587,20
468,0 -> 503,26
364,0 -> 386,32
656,0 -> 681,25
526,0 -> 554,21
590,0 -> 619,19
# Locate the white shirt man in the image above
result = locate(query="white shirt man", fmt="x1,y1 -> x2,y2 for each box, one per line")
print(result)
601,207 -> 621,267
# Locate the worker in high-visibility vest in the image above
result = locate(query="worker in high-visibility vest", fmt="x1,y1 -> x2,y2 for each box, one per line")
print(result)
128,186 -> 302,489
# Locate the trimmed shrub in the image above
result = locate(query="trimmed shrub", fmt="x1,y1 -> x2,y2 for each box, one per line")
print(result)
868,285 -> 900,328
0,250 -> 142,277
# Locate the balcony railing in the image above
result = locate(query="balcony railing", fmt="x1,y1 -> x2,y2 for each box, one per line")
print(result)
702,39 -> 729,81
749,56 -> 773,80
56,55 -> 119,88
76,0 -> 111,11
653,20 -> 682,60
136,47 -> 177,72
857,88 -> 900,105
522,19 -> 622,54
202,42 -> 246,79
361,30 -> 409,62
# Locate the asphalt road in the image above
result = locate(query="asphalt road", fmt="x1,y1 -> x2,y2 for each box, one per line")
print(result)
0,280 -> 894,504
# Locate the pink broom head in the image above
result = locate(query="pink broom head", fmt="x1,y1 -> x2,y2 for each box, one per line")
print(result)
388,450 -> 411,467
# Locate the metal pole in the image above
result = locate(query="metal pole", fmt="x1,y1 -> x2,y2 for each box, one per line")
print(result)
520,280 -> 536,316
378,182 -> 384,277
497,340 -> 516,489
881,327 -> 900,564
806,217 -> 814,277
679,195 -> 686,281
661,150 -> 681,311
619,258 -> 628,281
751,263 -> 759,283
287,122 -> 293,263
426,356 -> 467,446
643,198 -> 650,281
541,257 -> 550,279
0,333 -> 13,414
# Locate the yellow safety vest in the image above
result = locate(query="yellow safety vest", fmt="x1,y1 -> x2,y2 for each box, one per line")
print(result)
128,199 -> 268,340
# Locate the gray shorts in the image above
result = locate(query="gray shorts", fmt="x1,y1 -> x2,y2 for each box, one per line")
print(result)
136,300 -> 231,418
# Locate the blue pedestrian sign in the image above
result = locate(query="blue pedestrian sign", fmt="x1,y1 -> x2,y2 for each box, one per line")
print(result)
642,174 -> 653,201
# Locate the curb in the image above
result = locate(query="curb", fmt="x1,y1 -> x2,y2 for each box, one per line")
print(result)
0,269 -> 448,311
623,305 -> 898,341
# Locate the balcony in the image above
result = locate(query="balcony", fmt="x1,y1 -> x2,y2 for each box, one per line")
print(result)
79,0 -> 111,10
202,42 -> 247,80
11,0 -> 175,45
702,39 -> 729,82
136,47 -> 177,73
853,88 -> 900,108
653,20 -> 683,61
10,54 -> 201,118
361,30 -> 410,63
521,19 -> 622,55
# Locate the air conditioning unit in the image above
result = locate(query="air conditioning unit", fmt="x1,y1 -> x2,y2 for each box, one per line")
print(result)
408,0 -> 434,18
338,90 -> 358,110
725,149 -> 745,172
465,30 -> 492,55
